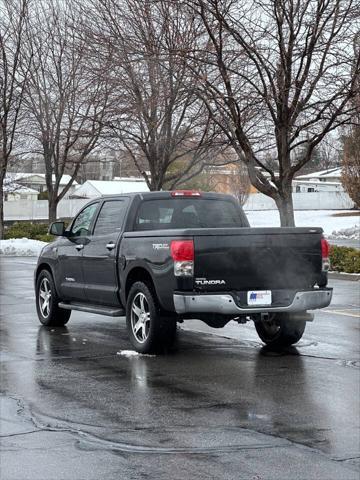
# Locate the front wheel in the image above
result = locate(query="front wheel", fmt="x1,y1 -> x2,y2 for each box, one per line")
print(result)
36,270 -> 71,326
126,281 -> 176,354
254,313 -> 306,348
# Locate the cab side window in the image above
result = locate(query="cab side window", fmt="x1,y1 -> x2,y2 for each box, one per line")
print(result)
70,203 -> 98,237
93,199 -> 128,236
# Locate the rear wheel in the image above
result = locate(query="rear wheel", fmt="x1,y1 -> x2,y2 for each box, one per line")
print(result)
126,281 -> 176,354
36,270 -> 71,326
254,313 -> 306,348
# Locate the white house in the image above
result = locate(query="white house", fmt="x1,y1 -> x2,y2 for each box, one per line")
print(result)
293,167 -> 344,193
4,183 -> 39,201
5,173 -> 78,198
72,178 -> 149,198
295,167 -> 342,183
292,180 -> 344,193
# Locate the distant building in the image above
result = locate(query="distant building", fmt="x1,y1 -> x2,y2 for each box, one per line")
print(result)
205,164 -> 256,195
71,178 -> 149,198
295,167 -> 342,183
206,165 -> 344,195
78,154 -> 116,182
8,155 -> 45,174
293,167 -> 343,193
4,173 -> 78,198
77,151 -> 143,182
3,183 -> 39,201
292,180 -> 344,193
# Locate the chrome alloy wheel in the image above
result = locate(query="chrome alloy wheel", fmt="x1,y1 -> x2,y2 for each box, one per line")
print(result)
39,277 -> 52,318
131,292 -> 151,343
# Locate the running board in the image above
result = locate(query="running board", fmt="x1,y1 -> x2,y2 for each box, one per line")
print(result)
58,302 -> 125,317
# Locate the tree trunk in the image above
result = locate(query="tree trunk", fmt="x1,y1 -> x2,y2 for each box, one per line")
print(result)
274,189 -> 295,227
48,196 -> 58,225
0,180 -> 4,240
149,170 -> 163,191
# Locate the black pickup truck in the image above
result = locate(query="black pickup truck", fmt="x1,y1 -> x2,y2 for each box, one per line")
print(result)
35,191 -> 332,352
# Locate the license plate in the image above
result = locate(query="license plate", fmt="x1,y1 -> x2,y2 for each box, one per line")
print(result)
247,290 -> 272,306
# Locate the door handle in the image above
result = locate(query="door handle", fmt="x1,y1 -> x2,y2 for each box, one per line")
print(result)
106,242 -> 116,250
75,244 -> 84,251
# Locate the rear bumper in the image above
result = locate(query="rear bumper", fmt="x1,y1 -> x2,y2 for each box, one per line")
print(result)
173,288 -> 333,315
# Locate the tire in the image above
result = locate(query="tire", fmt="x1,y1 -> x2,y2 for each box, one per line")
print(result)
126,281 -> 177,354
254,312 -> 306,348
36,270 -> 71,326
318,272 -> 328,288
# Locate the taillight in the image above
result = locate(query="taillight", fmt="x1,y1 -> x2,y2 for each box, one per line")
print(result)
171,240 -> 194,261
321,238 -> 330,271
170,240 -> 194,276
321,238 -> 330,258
171,190 -> 201,197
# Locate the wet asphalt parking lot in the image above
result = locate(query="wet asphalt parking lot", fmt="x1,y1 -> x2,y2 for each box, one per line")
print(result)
0,256 -> 359,480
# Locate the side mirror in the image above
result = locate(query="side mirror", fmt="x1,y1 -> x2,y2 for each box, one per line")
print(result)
49,221 -> 66,236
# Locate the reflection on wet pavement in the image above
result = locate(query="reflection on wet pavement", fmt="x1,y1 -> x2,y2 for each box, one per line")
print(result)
1,257 -> 359,480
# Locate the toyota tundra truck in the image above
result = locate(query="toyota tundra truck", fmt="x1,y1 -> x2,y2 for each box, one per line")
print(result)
35,191 -> 333,353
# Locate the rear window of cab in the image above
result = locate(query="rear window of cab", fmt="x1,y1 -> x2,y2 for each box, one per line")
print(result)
134,198 -> 246,230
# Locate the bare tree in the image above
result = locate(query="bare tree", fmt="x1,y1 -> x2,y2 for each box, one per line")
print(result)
226,163 -> 251,205
293,133 -> 343,174
317,138 -> 342,171
189,0 -> 360,225
342,125 -> 360,208
0,0 -> 31,238
341,37 -> 360,208
86,0 -> 220,191
23,0 -> 111,223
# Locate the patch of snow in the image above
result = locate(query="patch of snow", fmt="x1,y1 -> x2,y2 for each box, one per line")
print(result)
0,238 -> 47,257
245,210 -> 360,236
329,271 -> 360,276
328,226 -> 360,240
116,350 -> 155,357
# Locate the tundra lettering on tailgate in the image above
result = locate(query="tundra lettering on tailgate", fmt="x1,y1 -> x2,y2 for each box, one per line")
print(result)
195,278 -> 226,286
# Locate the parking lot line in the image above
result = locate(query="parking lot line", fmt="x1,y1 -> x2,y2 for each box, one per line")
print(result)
324,309 -> 360,318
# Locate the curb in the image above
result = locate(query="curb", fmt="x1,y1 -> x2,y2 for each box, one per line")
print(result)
328,272 -> 360,281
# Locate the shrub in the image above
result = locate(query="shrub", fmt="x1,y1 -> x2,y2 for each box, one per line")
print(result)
4,222 -> 53,242
38,191 -> 49,200
330,245 -> 360,274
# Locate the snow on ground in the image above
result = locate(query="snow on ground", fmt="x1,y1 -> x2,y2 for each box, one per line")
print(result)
116,350 -> 155,357
245,210 -> 360,238
0,238 -> 47,257
328,226 -> 359,240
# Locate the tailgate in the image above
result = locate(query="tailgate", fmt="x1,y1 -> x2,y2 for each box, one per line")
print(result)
193,227 -> 323,291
